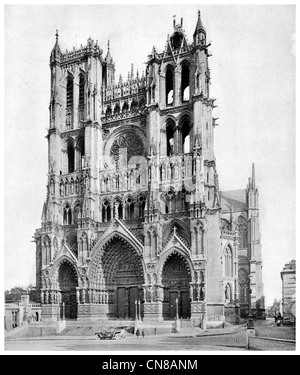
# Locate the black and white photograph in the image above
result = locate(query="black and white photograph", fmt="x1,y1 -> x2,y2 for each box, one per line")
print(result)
3,2 -> 296,355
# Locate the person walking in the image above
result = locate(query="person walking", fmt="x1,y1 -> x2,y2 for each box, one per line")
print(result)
277,312 -> 282,326
142,329 -> 145,338
136,329 -> 140,339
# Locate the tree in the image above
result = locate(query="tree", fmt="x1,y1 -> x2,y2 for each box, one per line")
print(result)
5,285 -> 38,303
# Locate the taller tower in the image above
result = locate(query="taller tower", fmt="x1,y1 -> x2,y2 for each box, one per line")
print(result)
34,12 -> 264,325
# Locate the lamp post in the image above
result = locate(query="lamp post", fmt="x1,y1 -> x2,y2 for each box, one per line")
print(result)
138,300 -> 141,321
135,299 -> 138,320
175,298 -> 179,320
247,279 -> 254,329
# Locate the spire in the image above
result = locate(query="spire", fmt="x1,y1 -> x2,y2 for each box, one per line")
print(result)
50,29 -> 61,64
131,63 -> 134,81
194,10 -> 206,37
251,163 -> 256,189
106,40 -> 113,64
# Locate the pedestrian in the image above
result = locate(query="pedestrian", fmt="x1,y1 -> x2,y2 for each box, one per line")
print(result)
278,312 -> 282,326
136,329 -> 140,339
274,314 -> 277,324
142,329 -> 145,338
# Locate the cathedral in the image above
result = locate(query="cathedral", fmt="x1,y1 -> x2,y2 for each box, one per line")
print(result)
34,11 -> 265,325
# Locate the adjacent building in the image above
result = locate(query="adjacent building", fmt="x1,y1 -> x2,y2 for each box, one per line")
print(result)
281,260 -> 296,324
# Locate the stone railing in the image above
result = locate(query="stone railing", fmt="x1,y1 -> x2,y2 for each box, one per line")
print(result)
101,110 -> 141,124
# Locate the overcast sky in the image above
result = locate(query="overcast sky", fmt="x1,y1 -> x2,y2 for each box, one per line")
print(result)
4,3 -> 295,307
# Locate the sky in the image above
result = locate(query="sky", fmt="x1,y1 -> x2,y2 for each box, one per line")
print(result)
3,3 -> 296,308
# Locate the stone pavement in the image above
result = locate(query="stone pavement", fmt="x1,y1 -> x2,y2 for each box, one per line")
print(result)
5,319 -> 296,352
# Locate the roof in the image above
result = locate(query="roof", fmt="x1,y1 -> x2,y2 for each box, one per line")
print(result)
221,189 -> 247,211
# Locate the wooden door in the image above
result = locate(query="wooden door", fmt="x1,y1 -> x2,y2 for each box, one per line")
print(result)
117,288 -> 126,318
169,292 -> 178,319
129,287 -> 139,319
180,291 -> 190,318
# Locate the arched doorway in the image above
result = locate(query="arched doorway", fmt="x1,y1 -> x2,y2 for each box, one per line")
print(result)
58,261 -> 78,319
162,252 -> 191,319
95,236 -> 144,319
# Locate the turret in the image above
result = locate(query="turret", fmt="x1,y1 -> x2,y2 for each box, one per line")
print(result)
193,10 -> 206,46
50,30 -> 61,66
104,40 -> 115,87
246,163 -> 259,211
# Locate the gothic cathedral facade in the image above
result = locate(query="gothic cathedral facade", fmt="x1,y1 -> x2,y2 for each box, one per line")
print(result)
34,12 -> 265,323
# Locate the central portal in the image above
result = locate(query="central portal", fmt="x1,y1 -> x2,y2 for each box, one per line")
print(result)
101,237 -> 144,319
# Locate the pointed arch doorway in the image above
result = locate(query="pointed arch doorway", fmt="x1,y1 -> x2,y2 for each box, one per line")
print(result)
58,261 -> 78,319
162,252 -> 191,319
94,236 -> 145,319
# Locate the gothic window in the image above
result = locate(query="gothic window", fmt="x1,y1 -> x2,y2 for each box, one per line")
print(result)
166,118 -> 175,156
74,202 -> 81,224
114,198 -> 123,219
196,72 -> 200,91
237,216 -> 248,248
165,65 -> 174,106
151,85 -> 155,101
139,97 -> 146,110
64,179 -> 69,196
238,268 -> 248,303
181,62 -> 190,102
114,103 -> 120,115
180,115 -> 191,154
105,106 -> 112,117
67,141 -> 75,173
122,101 -> 129,114
60,181 -> 64,197
77,137 -> 85,171
224,245 -> 233,277
79,73 -> 85,121
102,200 -> 111,223
66,76 -> 74,128
63,204 -> 72,225
138,195 -> 146,219
130,100 -> 138,113
126,197 -> 135,220
66,76 -> 73,109
66,231 -> 78,257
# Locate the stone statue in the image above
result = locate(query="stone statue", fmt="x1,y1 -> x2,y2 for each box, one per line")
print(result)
190,284 -> 194,301
197,284 -> 201,301
58,291 -> 62,304
45,290 -> 49,304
